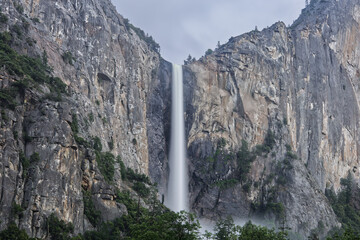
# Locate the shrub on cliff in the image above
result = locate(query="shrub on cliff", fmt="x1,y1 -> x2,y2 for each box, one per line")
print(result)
123,18 -> 160,53
132,182 -> 150,198
0,223 -> 32,240
0,30 -> 67,109
0,13 -> 8,24
236,140 -> 256,183
325,174 -> 360,233
95,152 -> 115,182
47,213 -> 74,240
83,191 -> 101,227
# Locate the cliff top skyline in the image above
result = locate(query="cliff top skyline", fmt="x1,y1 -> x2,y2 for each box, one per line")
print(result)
112,0 -> 306,64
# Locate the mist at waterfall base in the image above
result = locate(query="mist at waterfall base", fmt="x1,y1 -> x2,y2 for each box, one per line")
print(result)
165,63 -> 189,212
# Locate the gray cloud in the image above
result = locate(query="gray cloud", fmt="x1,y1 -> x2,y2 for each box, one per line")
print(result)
112,0 -> 305,64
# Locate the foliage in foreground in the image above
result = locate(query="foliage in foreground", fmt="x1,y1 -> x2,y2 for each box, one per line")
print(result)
0,223 -> 35,240
0,188 -> 290,240
82,191 -> 101,227
47,213 -> 75,240
326,228 -> 360,240
325,174 -> 360,234
80,189 -> 200,240
205,216 -> 288,240
1,210 -> 360,240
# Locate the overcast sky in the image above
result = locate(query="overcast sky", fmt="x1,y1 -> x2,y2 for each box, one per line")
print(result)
111,0 -> 306,64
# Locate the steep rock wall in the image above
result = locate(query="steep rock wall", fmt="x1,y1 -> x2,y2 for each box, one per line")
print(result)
184,0 -> 360,237
0,0 -> 171,238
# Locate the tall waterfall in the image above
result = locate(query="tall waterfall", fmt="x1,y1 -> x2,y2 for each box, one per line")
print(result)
166,63 -> 188,212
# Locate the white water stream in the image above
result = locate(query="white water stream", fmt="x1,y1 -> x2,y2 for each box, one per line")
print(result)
166,63 -> 188,212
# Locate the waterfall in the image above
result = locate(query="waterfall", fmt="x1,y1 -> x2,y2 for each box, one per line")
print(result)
166,63 -> 188,212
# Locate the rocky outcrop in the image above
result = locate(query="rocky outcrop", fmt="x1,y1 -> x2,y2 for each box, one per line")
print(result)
147,59 -> 172,194
184,0 -> 360,237
0,0 -> 171,238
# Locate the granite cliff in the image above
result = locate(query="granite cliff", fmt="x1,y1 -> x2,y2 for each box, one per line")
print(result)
0,0 -> 359,239
0,0 -> 171,237
184,0 -> 360,237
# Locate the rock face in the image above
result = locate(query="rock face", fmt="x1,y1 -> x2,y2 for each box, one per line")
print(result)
0,0 -> 171,238
1,0 -> 360,239
183,0 -> 360,237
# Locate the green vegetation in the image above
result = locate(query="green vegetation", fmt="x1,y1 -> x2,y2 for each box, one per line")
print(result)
0,31 -> 67,109
206,217 -> 288,240
41,50 -> 48,66
11,24 -> 23,38
14,3 -> 24,14
74,135 -> 89,147
254,130 -> 276,155
62,51 -> 75,65
88,113 -> 94,122
13,130 -> 18,140
117,156 -> 126,180
215,179 -> 239,190
236,140 -> 256,183
125,210 -> 199,240
31,17 -> 40,23
19,151 -> 30,178
116,157 -> 151,196
92,136 -> 102,151
242,181 -> 252,193
83,191 -> 101,227
23,133 -> 32,143
251,176 -> 286,220
70,114 -> 89,147
126,167 -> 151,185
325,174 -> 360,234
81,189 -> 200,240
205,49 -> 213,56
30,152 -> 40,163
108,139 -> 114,150
0,215 -> 291,240
213,216 -> 238,240
1,201 -> 359,240
200,132 -> 277,193
1,109 -> 7,123
283,117 -> 288,125
123,18 -> 160,53
115,190 -> 138,214
47,213 -> 74,240
70,114 -> 79,134
95,152 -> 115,182
11,203 -> 24,219
0,222 -> 35,240
0,85 -> 19,110
251,150 -> 296,222
327,228 -> 360,240
184,54 -> 196,65
25,37 -> 34,47
0,31 -> 11,43
101,117 -> 107,124
0,13 -> 8,24
132,181 -> 150,198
